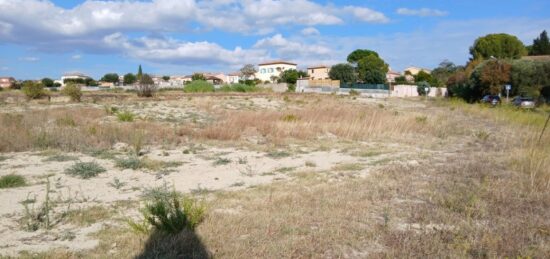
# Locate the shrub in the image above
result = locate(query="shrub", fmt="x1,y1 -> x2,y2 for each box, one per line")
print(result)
146,191 -> 205,234
136,74 -> 157,97
61,83 -> 82,102
281,114 -> 299,122
218,83 -> 257,93
287,84 -> 296,92
0,174 -> 26,188
183,80 -> 214,93
116,156 -> 143,170
117,111 -> 135,122
65,161 -> 106,179
417,81 -> 431,96
22,81 -> 44,99
349,89 -> 360,96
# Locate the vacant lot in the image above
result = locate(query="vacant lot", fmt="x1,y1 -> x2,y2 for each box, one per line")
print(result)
0,91 -> 549,258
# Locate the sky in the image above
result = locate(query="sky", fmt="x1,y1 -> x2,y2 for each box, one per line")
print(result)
0,0 -> 549,80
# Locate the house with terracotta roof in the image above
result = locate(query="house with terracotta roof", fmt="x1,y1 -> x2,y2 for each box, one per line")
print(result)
256,61 -> 297,83
307,65 -> 330,80
0,77 -> 16,88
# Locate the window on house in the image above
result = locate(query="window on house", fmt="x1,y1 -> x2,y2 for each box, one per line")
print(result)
261,68 -> 266,73
268,68 -> 274,73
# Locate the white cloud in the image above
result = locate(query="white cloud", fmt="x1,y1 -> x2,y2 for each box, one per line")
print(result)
0,66 -> 8,71
301,27 -> 320,36
396,8 -> 448,17
254,34 -> 331,59
72,55 -> 82,60
102,33 -> 269,66
19,57 -> 39,62
344,6 -> 389,23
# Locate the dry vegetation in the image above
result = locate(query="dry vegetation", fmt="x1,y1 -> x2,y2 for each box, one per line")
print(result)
0,90 -> 549,258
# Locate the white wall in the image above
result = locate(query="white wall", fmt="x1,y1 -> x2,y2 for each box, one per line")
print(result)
391,85 -> 447,97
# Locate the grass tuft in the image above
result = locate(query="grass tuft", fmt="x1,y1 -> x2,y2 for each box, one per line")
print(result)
0,174 -> 26,188
65,161 -> 106,179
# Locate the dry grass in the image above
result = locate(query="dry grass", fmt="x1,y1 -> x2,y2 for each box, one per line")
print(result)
2,93 -> 550,257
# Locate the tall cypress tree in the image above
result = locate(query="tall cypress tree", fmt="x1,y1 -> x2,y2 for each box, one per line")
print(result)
137,65 -> 143,81
531,30 -> 550,55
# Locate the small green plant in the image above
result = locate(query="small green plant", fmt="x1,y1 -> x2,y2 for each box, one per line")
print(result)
349,89 -> 360,96
65,161 -> 106,179
474,130 -> 491,141
108,177 -> 127,190
115,156 -> 143,170
281,114 -> 299,122
213,157 -> 231,166
20,179 -> 53,231
117,111 -> 135,122
305,161 -> 317,167
0,174 -> 26,188
130,186 -> 206,234
266,150 -> 291,159
415,116 -> 428,123
131,130 -> 145,156
61,83 -> 82,102
42,154 -> 78,162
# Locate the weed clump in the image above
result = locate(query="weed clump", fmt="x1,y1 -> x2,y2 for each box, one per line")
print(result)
130,186 -> 206,234
117,111 -> 135,122
61,83 -> 82,102
0,174 -> 26,188
183,80 -> 214,93
65,161 -> 106,179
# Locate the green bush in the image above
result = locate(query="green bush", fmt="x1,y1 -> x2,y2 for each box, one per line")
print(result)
0,174 -> 26,188
183,80 -> 214,93
65,161 -> 106,179
115,156 -> 143,170
217,83 -> 257,93
22,81 -> 44,99
61,83 -> 82,102
117,111 -> 135,122
349,89 -> 360,96
417,81 -> 431,96
146,191 -> 205,234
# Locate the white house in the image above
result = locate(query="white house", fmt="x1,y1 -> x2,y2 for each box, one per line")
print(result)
60,72 -> 91,87
227,72 -> 242,84
307,65 -> 330,80
255,61 -> 297,83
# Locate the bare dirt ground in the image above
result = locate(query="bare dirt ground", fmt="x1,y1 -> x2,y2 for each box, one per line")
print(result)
0,91 -> 549,258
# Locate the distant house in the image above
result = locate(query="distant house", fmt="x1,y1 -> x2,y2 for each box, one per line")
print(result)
404,66 -> 431,76
256,61 -> 297,83
227,72 -> 242,84
307,65 -> 330,80
386,70 -> 401,83
61,72 -> 91,87
0,77 -> 16,88
205,75 -> 225,85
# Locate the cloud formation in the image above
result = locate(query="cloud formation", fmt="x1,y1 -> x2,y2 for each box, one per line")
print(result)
396,8 -> 448,17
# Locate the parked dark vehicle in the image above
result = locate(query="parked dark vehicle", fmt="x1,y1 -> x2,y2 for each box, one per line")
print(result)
481,95 -> 501,106
512,96 -> 536,109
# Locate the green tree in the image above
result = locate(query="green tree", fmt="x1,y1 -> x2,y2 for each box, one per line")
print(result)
431,60 -> 459,87
41,78 -> 54,88
329,64 -> 356,83
162,76 -> 170,81
347,49 -> 380,64
101,73 -> 120,83
530,30 -> 550,55
191,73 -> 206,81
123,73 -> 137,85
510,59 -> 550,97
356,53 -> 388,84
279,69 -> 306,84
136,74 -> 157,97
469,33 -> 527,60
240,64 -> 257,79
414,71 -> 432,83
137,65 -> 143,81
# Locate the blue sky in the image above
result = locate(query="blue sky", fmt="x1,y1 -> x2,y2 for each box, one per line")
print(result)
0,0 -> 549,80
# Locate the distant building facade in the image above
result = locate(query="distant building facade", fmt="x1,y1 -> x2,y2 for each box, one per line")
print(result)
256,61 -> 297,83
60,72 -> 91,87
404,66 -> 431,76
307,65 -> 330,80
0,77 -> 16,88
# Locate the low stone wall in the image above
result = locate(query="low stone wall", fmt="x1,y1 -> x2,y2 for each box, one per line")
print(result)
391,85 -> 447,97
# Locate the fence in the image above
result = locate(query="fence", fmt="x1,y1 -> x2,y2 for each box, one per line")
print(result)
340,83 -> 389,90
